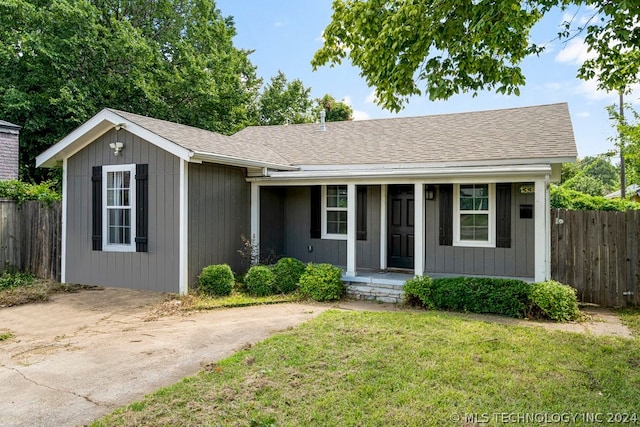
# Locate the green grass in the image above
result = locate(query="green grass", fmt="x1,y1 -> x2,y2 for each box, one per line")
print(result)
0,331 -> 13,341
616,307 -> 640,338
180,291 -> 303,311
93,310 -> 640,426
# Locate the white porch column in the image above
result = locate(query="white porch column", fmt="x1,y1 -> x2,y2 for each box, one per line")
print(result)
346,183 -> 357,276
250,182 -> 260,261
414,183 -> 425,276
534,177 -> 550,282
380,184 -> 388,270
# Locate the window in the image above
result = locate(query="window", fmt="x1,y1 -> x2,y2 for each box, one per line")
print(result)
453,183 -> 495,247
322,185 -> 348,239
103,164 -> 136,251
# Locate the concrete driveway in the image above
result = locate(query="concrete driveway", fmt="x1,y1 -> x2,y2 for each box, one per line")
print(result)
0,288 -> 329,427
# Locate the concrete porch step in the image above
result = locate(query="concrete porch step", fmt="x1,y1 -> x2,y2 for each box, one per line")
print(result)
344,282 -> 405,304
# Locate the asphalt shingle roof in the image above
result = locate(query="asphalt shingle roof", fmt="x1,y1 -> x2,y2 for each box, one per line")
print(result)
107,109 -> 291,167
105,103 -> 576,169
232,103 -> 577,166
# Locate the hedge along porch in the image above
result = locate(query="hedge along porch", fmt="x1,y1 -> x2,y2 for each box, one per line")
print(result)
37,103 -> 576,294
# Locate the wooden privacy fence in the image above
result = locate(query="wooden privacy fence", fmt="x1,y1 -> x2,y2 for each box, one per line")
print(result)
0,200 -> 61,281
551,209 -> 640,307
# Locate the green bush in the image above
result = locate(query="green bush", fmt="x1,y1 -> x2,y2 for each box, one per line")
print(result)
403,276 -> 433,308
245,265 -> 277,297
551,185 -> 640,211
0,270 -> 35,291
298,263 -> 344,301
0,180 -> 61,205
529,280 -> 580,322
430,277 -> 531,318
198,264 -> 234,296
272,257 -> 305,294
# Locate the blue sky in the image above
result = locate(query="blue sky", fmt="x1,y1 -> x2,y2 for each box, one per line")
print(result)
216,1 -> 638,158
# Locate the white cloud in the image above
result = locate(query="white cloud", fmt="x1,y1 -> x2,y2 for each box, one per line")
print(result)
365,90 -> 378,104
576,111 -> 590,118
555,38 -> 596,65
543,82 -> 562,91
342,96 -> 352,105
274,21 -> 284,27
352,110 -> 371,121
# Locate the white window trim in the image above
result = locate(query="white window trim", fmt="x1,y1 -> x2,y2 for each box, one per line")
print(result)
453,183 -> 496,248
102,164 -> 136,252
321,184 -> 348,240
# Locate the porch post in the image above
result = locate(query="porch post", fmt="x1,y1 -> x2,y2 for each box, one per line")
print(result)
250,182 -> 260,260
346,183 -> 357,276
534,177 -> 550,281
380,184 -> 388,270
414,183 -> 425,276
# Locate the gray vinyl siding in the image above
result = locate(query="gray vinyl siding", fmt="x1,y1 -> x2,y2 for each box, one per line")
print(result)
188,163 -> 250,286
262,186 -> 381,269
424,183 -> 534,278
66,129 -> 180,292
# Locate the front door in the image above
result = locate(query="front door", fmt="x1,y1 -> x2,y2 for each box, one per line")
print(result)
388,185 -> 414,269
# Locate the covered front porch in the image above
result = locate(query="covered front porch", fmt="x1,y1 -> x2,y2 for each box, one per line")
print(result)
249,170 -> 553,284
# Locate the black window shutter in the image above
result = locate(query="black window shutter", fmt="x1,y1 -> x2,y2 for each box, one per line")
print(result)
439,184 -> 453,246
496,183 -> 512,248
357,186 -> 367,241
310,186 -> 321,239
135,164 -> 149,252
91,166 -> 102,250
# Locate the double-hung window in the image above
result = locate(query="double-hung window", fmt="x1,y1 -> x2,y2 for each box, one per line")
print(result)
322,185 -> 348,239
453,183 -> 495,247
103,164 -> 136,251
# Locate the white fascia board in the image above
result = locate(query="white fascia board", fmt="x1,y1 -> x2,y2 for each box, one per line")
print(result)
37,109 -> 193,167
191,151 -> 298,171
246,164 -> 553,185
294,157 -> 576,172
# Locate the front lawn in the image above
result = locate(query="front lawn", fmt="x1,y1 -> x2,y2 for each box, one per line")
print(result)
94,310 -> 640,426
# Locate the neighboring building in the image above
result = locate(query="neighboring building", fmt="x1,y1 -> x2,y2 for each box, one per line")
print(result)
0,120 -> 20,180
36,103 -> 577,294
605,184 -> 640,203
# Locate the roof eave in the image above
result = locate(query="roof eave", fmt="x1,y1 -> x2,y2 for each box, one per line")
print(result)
36,109 -> 194,168
191,151 -> 297,171
248,164 -> 554,183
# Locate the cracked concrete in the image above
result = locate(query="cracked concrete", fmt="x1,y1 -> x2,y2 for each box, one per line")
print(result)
0,287 -> 330,427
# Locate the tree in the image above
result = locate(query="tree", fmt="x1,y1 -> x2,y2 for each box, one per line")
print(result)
256,71 -> 315,125
312,1 -> 640,112
0,0 -> 260,181
608,103 -> 640,187
560,155 -> 619,196
315,94 -> 353,122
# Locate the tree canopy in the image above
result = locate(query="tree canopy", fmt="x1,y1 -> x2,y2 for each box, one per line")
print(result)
315,94 -> 354,122
256,71 -> 315,125
0,0 -> 260,181
312,1 -> 640,112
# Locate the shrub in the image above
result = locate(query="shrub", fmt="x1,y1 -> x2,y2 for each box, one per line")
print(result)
403,276 -> 433,308
529,280 -> 580,322
0,179 -> 61,205
198,264 -> 234,296
0,270 -> 35,291
430,277 -> 531,318
245,265 -> 277,297
551,185 -> 640,211
272,257 -> 305,294
298,263 -> 344,301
